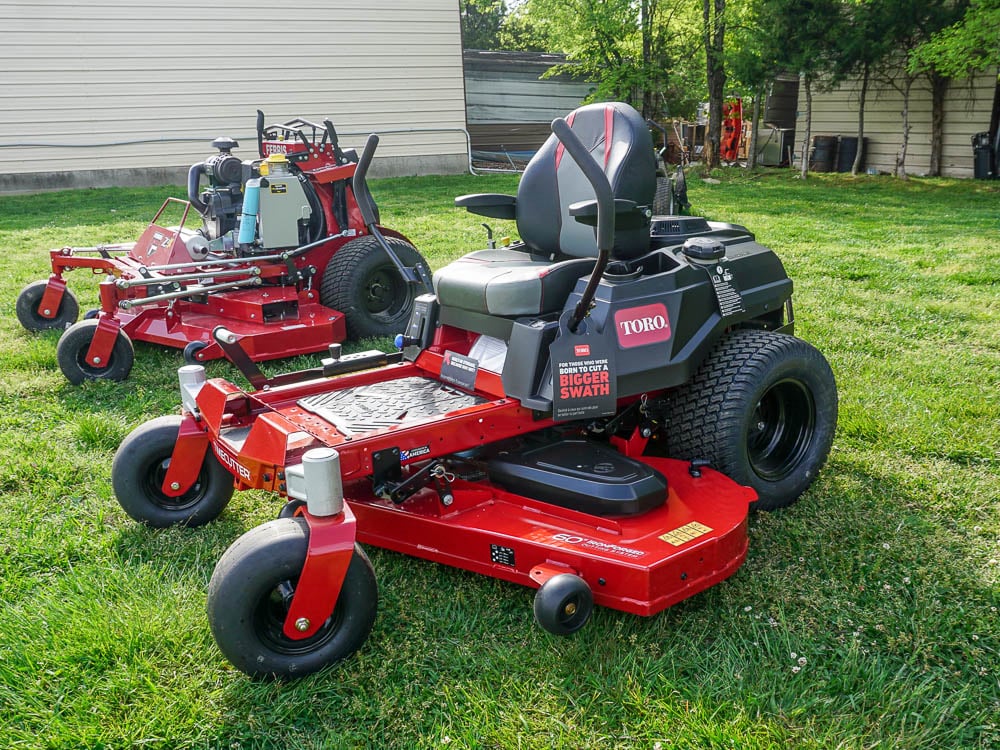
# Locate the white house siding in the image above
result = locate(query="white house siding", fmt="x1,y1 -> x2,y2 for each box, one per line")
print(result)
803,68 -> 998,178
0,0 -> 469,192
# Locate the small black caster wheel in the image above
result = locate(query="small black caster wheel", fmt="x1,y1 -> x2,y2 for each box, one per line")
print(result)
16,280 -> 79,331
183,340 -> 209,364
533,573 -> 593,635
83,308 -> 101,320
278,499 -> 306,519
56,319 -> 134,384
112,415 -> 234,527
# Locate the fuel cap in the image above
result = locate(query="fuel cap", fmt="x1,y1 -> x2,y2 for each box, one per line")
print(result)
682,236 -> 726,263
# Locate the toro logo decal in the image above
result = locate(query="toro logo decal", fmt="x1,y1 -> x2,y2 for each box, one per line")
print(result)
614,303 -> 671,349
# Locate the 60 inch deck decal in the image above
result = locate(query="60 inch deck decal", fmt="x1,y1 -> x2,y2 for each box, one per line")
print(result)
551,533 -> 646,559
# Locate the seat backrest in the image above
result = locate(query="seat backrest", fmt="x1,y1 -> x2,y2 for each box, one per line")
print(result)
516,102 -> 655,259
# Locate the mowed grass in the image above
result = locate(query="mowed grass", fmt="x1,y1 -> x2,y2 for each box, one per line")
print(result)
0,168 -> 997,749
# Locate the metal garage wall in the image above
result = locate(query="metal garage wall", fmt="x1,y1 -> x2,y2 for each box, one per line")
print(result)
464,50 -> 592,153
804,68 -> 998,178
0,0 -> 469,192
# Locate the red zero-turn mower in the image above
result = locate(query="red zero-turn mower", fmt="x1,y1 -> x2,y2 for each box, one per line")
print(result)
16,112 -> 429,384
112,102 -> 837,679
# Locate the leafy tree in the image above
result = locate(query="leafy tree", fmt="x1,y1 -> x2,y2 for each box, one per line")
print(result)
832,1 -> 899,175
910,0 -> 1000,77
460,0 -> 508,50
502,0 -> 705,121
702,0 -> 727,169
872,0 -> 969,177
757,0 -> 845,178
726,0 -> 779,168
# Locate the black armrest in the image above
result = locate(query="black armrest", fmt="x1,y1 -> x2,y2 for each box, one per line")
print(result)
455,193 -> 517,220
569,198 -> 648,229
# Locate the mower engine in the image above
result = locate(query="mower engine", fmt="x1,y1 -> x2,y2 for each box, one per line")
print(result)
187,140 -> 321,259
187,137 -> 245,244
241,153 -> 316,254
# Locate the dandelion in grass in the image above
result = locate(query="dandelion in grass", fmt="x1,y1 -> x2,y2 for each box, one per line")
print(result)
798,656 -> 807,667
792,666 -> 801,674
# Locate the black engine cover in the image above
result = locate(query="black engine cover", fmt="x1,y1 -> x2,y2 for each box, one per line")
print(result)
487,440 -> 667,516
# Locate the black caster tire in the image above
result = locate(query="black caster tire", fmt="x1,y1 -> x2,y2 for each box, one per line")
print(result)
83,308 -> 101,320
319,235 -> 429,339
56,319 -> 134,384
278,499 -> 306,519
208,517 -> 378,679
183,340 -> 209,364
661,329 -> 838,511
16,280 -> 79,331
533,574 -> 593,636
112,415 -> 234,527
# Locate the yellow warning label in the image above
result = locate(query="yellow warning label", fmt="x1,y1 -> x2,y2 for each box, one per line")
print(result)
659,521 -> 713,546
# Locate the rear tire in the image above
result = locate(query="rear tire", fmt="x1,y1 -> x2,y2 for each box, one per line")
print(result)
319,235 -> 428,339
56,319 -> 134,384
660,329 -> 837,510
208,518 -> 378,679
653,177 -> 672,215
16,280 -> 79,331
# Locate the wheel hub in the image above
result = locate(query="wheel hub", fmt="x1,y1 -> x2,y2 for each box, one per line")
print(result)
748,379 -> 815,481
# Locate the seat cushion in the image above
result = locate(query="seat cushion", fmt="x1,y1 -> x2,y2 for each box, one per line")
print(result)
433,249 -> 594,317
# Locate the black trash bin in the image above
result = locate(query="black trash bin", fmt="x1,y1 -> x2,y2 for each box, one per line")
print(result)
973,132 -> 994,179
836,136 -> 867,172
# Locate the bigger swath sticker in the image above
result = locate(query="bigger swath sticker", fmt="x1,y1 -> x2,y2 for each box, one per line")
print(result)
549,313 -> 617,422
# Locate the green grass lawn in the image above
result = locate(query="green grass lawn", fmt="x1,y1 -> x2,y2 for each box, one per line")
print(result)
0,169 -> 997,749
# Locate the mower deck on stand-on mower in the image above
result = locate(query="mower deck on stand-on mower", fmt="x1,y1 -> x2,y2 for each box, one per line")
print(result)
16,112 -> 430,384
111,102 -> 838,679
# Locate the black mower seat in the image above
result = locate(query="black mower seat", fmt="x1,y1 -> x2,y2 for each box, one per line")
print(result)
434,102 -> 655,319
433,249 -> 594,317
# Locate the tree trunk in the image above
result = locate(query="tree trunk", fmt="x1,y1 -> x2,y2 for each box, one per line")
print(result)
799,74 -> 812,179
702,0 -> 726,170
895,74 -> 913,179
852,62 -> 869,176
928,72 -> 947,176
641,0 -> 655,119
747,86 -> 763,169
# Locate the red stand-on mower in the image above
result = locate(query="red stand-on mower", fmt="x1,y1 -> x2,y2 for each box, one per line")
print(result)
16,113 -> 429,384
112,103 -> 837,679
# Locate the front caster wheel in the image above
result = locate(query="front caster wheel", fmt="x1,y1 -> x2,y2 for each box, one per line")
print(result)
208,518 -> 378,679
16,280 -> 79,331
112,415 -> 234,527
56,319 -> 134,384
183,340 -> 208,364
533,574 -> 593,635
